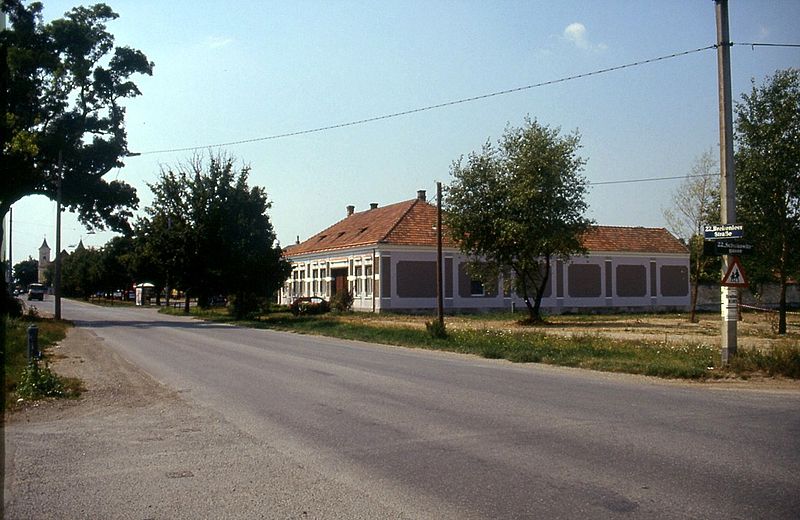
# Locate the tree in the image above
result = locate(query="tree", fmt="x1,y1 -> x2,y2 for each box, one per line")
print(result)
141,153 -> 290,318
445,117 -> 593,323
735,68 -> 800,334
663,150 -> 721,322
99,235 -> 135,297
12,256 -> 37,289
61,244 -> 103,298
0,0 -> 153,310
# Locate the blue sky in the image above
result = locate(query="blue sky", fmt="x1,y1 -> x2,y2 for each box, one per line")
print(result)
6,0 -> 800,264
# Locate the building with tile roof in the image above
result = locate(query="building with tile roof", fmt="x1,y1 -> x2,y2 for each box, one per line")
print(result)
280,190 -> 690,313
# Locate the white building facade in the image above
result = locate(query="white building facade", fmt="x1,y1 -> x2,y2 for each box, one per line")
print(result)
280,191 -> 691,314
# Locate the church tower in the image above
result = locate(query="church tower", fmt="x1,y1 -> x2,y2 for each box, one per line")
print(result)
38,238 -> 51,283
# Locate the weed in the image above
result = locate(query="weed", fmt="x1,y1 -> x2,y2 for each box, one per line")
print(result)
425,320 -> 448,339
16,362 -> 66,400
3,316 -> 75,409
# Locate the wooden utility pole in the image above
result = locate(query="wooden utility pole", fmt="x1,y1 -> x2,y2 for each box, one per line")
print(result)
715,0 -> 737,364
55,151 -> 62,320
436,182 -> 444,329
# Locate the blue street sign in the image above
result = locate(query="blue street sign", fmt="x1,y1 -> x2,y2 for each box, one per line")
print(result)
703,224 -> 744,241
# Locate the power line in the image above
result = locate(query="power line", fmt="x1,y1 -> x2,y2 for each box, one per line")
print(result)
589,173 -> 709,186
140,44 -> 718,156
733,42 -> 800,49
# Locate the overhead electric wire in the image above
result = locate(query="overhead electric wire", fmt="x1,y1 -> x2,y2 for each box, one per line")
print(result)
140,44 -> 718,156
733,42 -> 800,48
589,174 -> 709,186
137,41 -> 797,157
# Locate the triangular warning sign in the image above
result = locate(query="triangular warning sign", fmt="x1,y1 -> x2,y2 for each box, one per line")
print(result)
722,257 -> 748,287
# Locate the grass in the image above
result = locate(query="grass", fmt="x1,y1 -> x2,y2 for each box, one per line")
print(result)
158,306 -> 800,381
3,312 -> 82,410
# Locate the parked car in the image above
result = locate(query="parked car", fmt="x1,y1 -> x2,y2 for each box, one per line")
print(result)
28,283 -> 46,301
209,295 -> 227,307
289,296 -> 330,316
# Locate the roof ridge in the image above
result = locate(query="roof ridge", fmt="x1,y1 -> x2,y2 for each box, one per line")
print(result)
379,198 -> 420,243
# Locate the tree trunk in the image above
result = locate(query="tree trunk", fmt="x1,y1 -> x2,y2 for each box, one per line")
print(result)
689,280 -> 699,323
184,292 -> 190,314
779,277 -> 787,335
531,257 -> 550,323
0,204 -> 13,316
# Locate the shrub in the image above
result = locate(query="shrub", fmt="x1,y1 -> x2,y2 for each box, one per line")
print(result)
227,293 -> 270,320
330,290 -> 354,312
425,320 -> 448,339
17,362 -> 65,400
729,344 -> 800,379
1,292 -> 23,318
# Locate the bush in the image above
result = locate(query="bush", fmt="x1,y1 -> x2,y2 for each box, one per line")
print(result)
16,362 -> 65,400
729,344 -> 800,379
425,319 -> 448,339
227,293 -> 270,320
330,290 -> 354,312
1,291 -> 23,318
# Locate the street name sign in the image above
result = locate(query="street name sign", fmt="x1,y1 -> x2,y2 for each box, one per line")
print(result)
703,224 -> 744,240
703,240 -> 754,256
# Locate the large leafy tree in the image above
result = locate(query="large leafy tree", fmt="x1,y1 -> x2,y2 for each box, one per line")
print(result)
445,117 -> 593,323
61,244 -> 103,298
0,0 -> 152,309
663,150 -> 721,323
735,68 -> 800,334
12,256 -> 37,288
141,153 -> 290,319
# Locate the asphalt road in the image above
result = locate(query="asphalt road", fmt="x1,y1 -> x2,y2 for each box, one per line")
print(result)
7,298 -> 800,518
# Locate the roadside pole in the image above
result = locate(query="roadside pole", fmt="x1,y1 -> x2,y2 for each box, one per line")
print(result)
715,0 -> 737,364
436,182 -> 444,329
55,151 -> 63,320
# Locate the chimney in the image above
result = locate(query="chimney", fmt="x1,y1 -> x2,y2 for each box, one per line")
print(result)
417,189 -> 426,202
346,205 -> 355,217
370,202 -> 378,210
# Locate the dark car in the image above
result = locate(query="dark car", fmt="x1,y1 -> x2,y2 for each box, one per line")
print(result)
28,283 -> 46,301
289,296 -> 331,316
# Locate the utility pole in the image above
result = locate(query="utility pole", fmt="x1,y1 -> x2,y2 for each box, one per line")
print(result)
715,0 -> 737,364
436,182 -> 444,329
8,207 -> 12,289
55,151 -> 63,320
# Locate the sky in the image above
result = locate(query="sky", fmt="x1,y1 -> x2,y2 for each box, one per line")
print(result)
5,0 -> 800,266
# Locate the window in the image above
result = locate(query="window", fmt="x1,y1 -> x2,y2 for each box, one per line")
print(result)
470,279 -> 484,296
299,270 -> 306,296
365,265 -> 373,296
355,265 -> 363,295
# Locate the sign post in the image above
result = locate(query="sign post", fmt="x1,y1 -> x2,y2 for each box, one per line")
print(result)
704,221 -> 747,365
715,0 -> 737,365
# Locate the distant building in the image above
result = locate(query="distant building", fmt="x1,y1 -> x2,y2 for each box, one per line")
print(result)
280,190 -> 690,314
38,238 -> 51,284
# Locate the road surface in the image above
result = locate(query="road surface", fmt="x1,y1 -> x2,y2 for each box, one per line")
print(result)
5,298 -> 800,518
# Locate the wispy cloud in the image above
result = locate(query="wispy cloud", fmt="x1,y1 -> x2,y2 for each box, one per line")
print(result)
563,22 -> 607,52
205,36 -> 234,49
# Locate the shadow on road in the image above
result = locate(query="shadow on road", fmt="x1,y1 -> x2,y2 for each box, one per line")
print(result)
72,319 -> 235,330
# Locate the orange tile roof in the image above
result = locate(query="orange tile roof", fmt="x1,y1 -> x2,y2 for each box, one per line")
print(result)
285,198 -> 458,256
581,226 -> 688,254
285,198 -> 687,257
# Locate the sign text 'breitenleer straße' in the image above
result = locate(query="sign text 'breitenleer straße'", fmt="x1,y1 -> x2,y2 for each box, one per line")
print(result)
703,224 -> 744,241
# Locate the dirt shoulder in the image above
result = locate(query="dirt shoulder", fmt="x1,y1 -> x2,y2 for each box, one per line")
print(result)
7,326 -> 178,424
